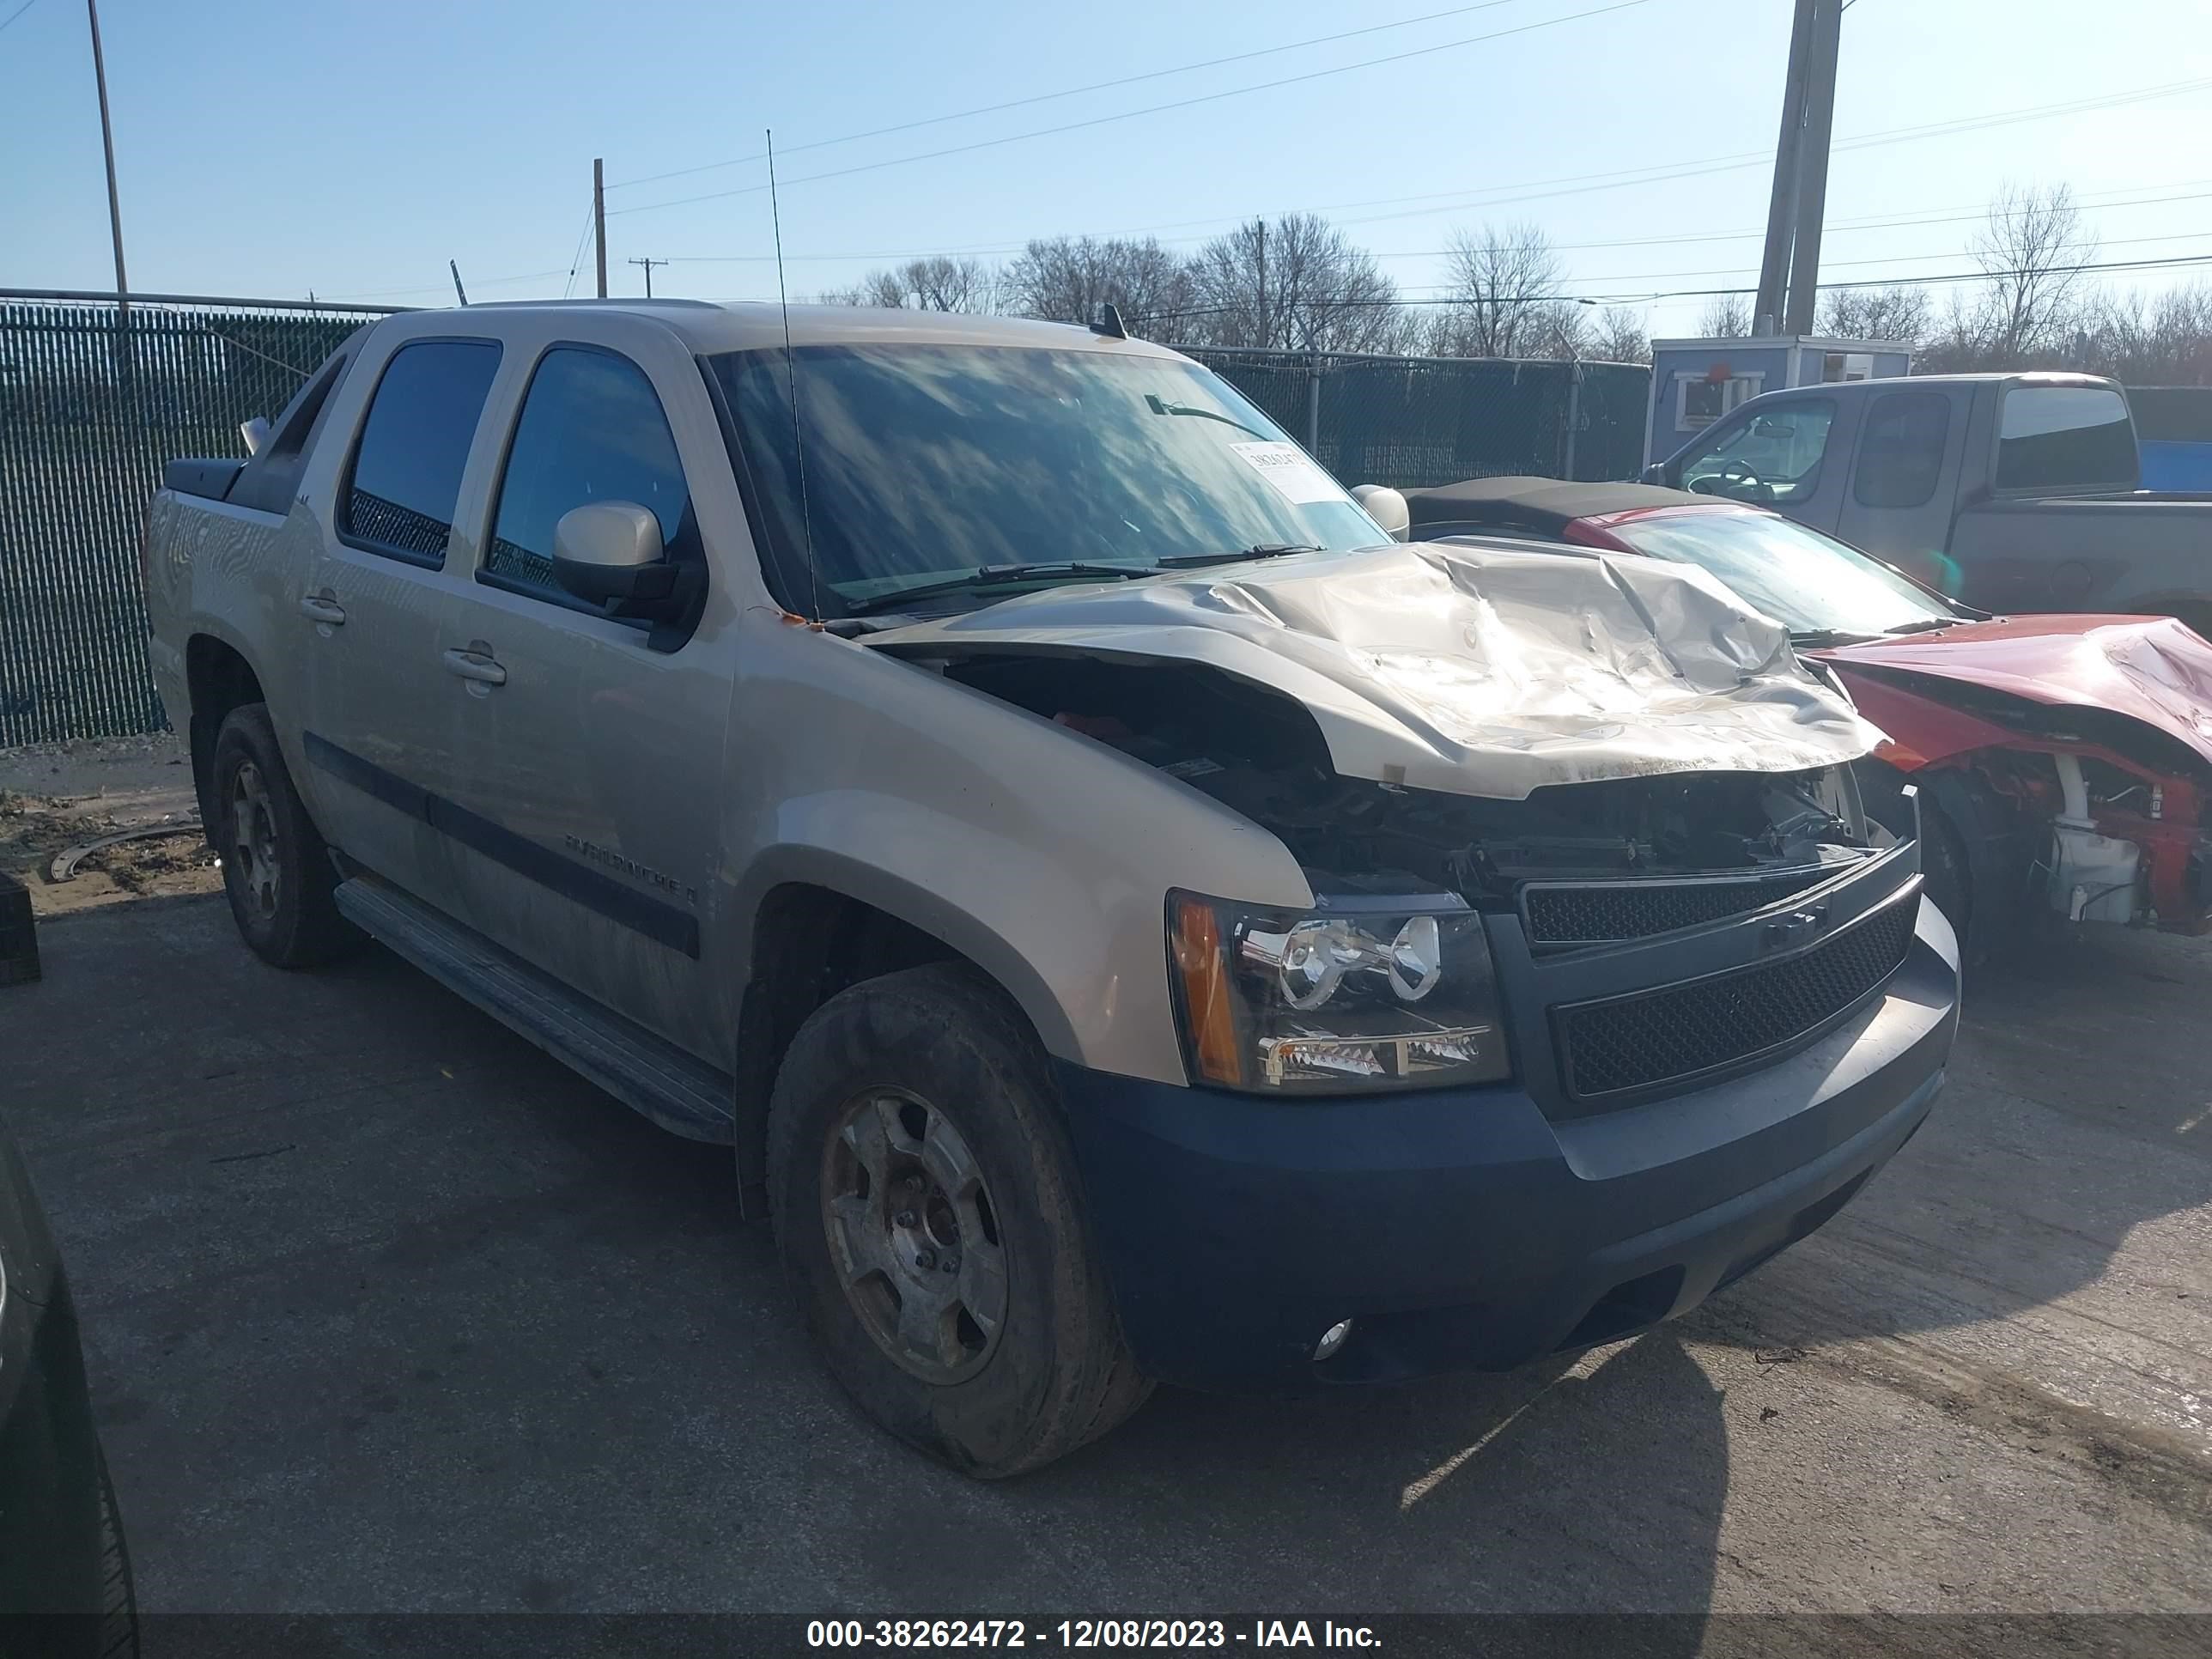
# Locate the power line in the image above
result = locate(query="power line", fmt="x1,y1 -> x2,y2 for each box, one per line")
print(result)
629,68 -> 2212,264
606,0 -> 1532,191
607,0 -> 1656,217
1141,250 -> 2212,322
0,0 -> 41,35
561,197 -> 599,299
656,180 -> 2212,266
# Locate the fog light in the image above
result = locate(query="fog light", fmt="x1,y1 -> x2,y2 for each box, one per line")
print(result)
1313,1319 -> 1354,1361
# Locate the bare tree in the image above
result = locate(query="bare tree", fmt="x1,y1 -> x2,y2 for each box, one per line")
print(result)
1970,183 -> 2097,366
1696,293 -> 1753,337
1005,235 -> 1194,335
1182,214 -> 1402,353
1585,307 -> 1651,365
1431,222 -> 1584,358
822,256 -> 1003,313
1815,283 -> 1930,346
2075,283 -> 2212,383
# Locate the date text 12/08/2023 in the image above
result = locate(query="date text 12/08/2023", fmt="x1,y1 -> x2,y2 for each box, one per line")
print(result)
805,1620 -> 1381,1649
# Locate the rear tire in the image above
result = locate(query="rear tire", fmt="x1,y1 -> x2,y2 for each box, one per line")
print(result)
766,963 -> 1152,1478
210,704 -> 361,969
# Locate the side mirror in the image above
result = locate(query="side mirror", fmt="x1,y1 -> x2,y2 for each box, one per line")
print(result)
240,416 -> 272,458
552,501 -> 675,605
1350,483 -> 1410,542
1638,462 -> 1666,486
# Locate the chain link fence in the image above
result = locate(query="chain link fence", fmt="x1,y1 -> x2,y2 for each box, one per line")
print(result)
0,295 -> 390,745
1177,346 -> 1652,490
1,296 -> 1652,746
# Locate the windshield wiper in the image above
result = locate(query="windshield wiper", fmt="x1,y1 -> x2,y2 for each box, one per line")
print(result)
1155,544 -> 1324,569
1143,393 -> 1272,441
1790,628 -> 1881,648
1883,617 -> 1964,635
846,562 -> 1147,615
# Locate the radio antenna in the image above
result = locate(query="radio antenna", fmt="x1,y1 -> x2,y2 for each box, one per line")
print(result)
766,127 -> 822,624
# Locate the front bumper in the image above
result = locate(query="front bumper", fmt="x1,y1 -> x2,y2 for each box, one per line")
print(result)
1054,902 -> 1957,1391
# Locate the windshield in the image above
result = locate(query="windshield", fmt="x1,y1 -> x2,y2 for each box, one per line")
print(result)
710,344 -> 1383,613
1605,507 -> 1955,639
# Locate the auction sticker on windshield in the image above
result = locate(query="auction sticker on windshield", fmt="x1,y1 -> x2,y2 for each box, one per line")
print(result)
1231,441 -> 1346,505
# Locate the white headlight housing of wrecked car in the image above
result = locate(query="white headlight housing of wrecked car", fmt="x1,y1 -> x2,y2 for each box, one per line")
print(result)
1168,891 -> 1512,1093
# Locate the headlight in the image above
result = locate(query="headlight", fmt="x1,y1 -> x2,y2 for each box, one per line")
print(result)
1168,890 -> 1511,1093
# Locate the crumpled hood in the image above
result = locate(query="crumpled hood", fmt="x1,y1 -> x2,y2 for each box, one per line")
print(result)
1820,614 -> 2212,769
867,541 -> 1878,800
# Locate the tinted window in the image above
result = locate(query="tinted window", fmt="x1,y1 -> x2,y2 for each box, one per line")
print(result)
1852,392 -> 1949,509
710,345 -> 1382,616
1608,507 -> 1954,639
1996,386 -> 2136,491
488,348 -> 690,592
1676,398 -> 1836,505
340,340 -> 501,563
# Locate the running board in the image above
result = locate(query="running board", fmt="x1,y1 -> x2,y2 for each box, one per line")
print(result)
335,875 -> 735,1144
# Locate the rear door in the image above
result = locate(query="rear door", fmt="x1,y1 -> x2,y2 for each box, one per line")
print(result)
295,333 -> 504,915
433,328 -> 730,1061
1836,387 -> 1965,588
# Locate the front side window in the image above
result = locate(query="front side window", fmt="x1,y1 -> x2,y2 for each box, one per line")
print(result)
710,344 -> 1382,616
340,339 -> 501,564
1607,506 -> 1954,639
1678,398 -> 1837,505
488,347 -> 692,594
1996,385 -> 2136,492
1852,392 -> 1950,509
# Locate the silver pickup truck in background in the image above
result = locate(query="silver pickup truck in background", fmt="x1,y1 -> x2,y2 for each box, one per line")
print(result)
143,300 -> 1957,1475
1645,372 -> 2212,633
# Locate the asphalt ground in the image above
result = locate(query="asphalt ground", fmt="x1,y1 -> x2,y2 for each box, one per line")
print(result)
3,890 -> 2206,1644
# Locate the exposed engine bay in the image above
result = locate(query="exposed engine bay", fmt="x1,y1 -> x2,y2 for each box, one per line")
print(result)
945,654 -> 1880,907
1847,668 -> 2212,935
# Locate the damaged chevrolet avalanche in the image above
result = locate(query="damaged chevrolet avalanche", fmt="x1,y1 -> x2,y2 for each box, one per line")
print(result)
143,302 -> 1958,1476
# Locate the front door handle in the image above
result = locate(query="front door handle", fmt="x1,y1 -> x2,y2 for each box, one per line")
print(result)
441,645 -> 507,688
298,595 -> 347,626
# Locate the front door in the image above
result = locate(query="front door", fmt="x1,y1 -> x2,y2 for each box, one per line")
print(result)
433,342 -> 728,1062
1674,395 -> 1847,535
297,336 -> 504,918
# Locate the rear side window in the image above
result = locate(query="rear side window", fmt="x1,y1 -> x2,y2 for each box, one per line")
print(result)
486,347 -> 691,596
339,339 -> 502,565
1996,386 -> 2136,492
1852,392 -> 1950,509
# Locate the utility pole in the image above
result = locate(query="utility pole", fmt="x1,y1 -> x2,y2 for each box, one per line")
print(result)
85,0 -> 129,318
629,256 -> 667,297
1752,0 -> 1844,337
1753,0 -> 1815,334
448,260 -> 468,306
1784,0 -> 1844,336
593,157 -> 608,299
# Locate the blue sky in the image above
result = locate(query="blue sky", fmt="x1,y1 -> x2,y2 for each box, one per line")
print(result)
4,0 -> 2208,332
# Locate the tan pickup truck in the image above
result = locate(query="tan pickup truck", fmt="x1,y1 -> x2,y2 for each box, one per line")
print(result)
143,300 -> 1956,1475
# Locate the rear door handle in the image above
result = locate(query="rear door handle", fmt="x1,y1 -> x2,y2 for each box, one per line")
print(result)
441,645 -> 507,688
298,595 -> 347,625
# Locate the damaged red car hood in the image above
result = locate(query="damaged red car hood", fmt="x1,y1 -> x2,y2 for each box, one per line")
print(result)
1819,615 -> 2212,767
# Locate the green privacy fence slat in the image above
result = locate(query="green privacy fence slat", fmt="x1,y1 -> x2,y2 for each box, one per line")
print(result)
0,300 -> 385,745
1176,347 -> 1652,492
0,301 -> 1653,747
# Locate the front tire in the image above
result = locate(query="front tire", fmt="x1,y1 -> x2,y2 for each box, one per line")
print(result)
1919,801 -> 1974,963
210,704 -> 360,969
766,963 -> 1151,1477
